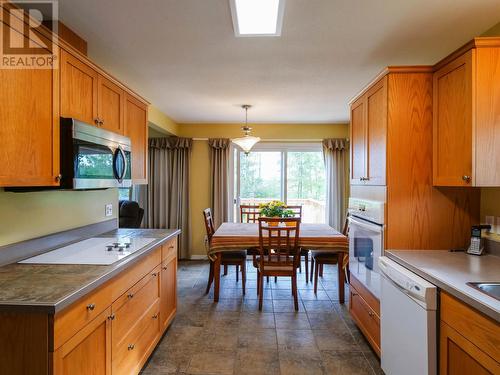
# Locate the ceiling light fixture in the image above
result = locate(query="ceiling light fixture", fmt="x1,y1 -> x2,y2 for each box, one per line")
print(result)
229,0 -> 285,37
232,105 -> 260,154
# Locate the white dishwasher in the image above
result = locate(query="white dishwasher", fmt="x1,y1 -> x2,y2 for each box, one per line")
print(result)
379,256 -> 437,375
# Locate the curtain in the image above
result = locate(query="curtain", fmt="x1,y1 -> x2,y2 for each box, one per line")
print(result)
323,138 -> 349,232
208,138 -> 230,229
138,137 -> 192,259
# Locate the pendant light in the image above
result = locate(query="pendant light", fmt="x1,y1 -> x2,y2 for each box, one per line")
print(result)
232,105 -> 260,154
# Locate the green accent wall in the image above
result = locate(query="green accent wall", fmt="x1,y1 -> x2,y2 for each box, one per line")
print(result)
0,188 -> 118,246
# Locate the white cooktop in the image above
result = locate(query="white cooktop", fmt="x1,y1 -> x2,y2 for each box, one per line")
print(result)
19,237 -> 156,265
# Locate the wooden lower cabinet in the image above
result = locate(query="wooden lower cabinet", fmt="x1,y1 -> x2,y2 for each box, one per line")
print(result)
53,307 -> 112,375
439,292 -> 500,375
348,274 -> 380,356
0,239 -> 178,375
160,254 -> 177,330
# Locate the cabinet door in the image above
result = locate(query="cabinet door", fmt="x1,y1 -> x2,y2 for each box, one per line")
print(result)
160,255 -> 177,331
433,51 -> 473,186
475,47 -> 500,186
365,77 -> 387,185
440,322 -> 500,375
98,75 -> 125,134
53,308 -> 112,375
0,25 -> 60,187
60,49 -> 98,126
350,97 -> 367,185
125,94 -> 148,184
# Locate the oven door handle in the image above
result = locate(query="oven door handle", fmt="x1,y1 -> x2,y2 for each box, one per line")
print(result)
348,216 -> 383,233
113,146 -> 128,183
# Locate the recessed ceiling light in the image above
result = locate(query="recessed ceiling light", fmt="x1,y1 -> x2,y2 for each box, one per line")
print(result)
229,0 -> 285,37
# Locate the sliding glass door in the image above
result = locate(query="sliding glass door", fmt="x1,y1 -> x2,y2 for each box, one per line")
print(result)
233,143 -> 326,223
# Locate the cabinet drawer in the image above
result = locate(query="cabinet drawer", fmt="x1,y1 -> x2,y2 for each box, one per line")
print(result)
161,237 -> 177,262
441,292 -> 500,362
112,265 -> 160,347
349,285 -> 380,356
110,246 -> 161,301
54,283 -> 113,350
112,300 -> 160,375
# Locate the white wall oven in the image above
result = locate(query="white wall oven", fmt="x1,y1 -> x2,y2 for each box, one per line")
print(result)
348,198 -> 385,299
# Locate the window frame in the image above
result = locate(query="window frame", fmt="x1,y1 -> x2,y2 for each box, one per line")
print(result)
230,142 -> 324,223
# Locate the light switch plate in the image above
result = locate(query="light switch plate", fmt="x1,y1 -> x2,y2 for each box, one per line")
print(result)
105,204 -> 113,217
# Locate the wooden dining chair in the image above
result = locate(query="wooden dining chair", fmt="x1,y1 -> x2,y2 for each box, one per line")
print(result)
240,204 -> 261,223
255,217 -> 301,311
310,215 -> 349,301
203,208 -> 247,295
285,205 -> 311,280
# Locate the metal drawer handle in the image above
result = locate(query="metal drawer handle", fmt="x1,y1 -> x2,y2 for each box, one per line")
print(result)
127,293 -> 134,299
152,272 -> 158,277
127,344 -> 135,351
462,175 -> 471,183
152,314 -> 158,319
108,314 -> 115,321
162,266 -> 168,270
368,311 -> 374,317
86,303 -> 96,311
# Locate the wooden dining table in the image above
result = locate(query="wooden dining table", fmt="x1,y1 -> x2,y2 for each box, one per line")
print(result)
209,222 -> 349,303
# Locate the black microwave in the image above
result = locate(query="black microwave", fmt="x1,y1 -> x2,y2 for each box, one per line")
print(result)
60,118 -> 131,189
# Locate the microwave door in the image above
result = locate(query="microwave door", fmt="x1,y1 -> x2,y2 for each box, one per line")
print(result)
74,142 -> 116,188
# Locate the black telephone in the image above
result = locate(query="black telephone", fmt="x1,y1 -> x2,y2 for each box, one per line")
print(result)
467,225 -> 491,255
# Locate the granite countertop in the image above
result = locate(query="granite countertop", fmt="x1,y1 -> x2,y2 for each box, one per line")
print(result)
0,228 -> 180,314
386,250 -> 500,322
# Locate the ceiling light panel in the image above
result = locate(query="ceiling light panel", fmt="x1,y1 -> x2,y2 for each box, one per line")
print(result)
230,0 -> 285,37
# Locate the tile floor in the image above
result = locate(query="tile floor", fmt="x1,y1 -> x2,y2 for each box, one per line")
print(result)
141,260 -> 383,375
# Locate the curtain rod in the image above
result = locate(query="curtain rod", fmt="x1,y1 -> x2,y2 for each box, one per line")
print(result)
192,138 -> 334,142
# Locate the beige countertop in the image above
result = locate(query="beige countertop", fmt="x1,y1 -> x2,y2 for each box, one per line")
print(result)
386,250 -> 500,322
0,228 -> 180,314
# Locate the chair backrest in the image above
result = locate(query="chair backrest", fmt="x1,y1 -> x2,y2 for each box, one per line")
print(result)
240,204 -> 261,223
342,214 -> 349,237
203,208 -> 216,243
285,205 -> 302,219
258,217 -> 301,267
119,200 -> 144,228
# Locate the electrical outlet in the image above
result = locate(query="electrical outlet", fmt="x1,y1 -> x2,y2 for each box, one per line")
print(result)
105,204 -> 113,217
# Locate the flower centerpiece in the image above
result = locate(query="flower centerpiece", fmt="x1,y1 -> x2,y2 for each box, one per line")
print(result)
259,201 -> 295,226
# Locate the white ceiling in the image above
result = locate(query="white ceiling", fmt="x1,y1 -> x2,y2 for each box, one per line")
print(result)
57,0 -> 500,123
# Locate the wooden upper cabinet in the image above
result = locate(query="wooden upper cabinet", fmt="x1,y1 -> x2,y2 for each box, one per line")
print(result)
433,50 -> 473,186
98,75 -> 125,134
366,77 -> 387,185
350,76 -> 387,186
0,23 -> 60,187
350,98 -> 366,185
60,49 -> 98,125
433,38 -> 500,187
125,94 -> 148,184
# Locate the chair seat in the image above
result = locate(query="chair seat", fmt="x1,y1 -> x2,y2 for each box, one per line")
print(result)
311,251 -> 339,263
253,256 -> 296,272
221,250 -> 247,261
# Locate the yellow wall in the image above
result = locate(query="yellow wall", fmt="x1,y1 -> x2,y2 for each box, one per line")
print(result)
178,123 -> 347,139
482,21 -> 500,36
185,123 -> 349,257
0,188 -> 118,246
148,105 -> 179,136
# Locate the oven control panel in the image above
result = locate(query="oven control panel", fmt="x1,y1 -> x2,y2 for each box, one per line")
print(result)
348,198 -> 385,225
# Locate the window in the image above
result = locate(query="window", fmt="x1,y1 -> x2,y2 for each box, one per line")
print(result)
232,143 -> 326,223
118,187 -> 131,201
